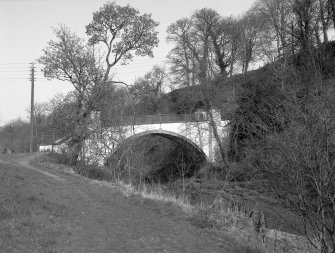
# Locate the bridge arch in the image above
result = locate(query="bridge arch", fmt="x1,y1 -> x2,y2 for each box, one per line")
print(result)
109,129 -> 208,182
127,129 -> 208,162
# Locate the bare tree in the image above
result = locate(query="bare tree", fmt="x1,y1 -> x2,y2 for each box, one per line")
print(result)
329,0 -> 335,29
264,92 -> 335,252
254,0 -> 293,58
38,26 -> 104,164
316,0 -> 331,43
166,9 -> 238,168
238,8 -> 273,73
167,9 -> 243,83
129,65 -> 167,115
292,0 -> 318,53
167,18 -> 197,88
0,119 -> 30,153
38,2 -> 159,165
86,2 -> 159,83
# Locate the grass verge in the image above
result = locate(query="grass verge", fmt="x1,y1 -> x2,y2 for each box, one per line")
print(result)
0,160 -> 71,252
31,152 -> 317,252
115,180 -> 266,252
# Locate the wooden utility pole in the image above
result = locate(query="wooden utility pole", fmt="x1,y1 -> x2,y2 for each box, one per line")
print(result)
29,62 -> 35,153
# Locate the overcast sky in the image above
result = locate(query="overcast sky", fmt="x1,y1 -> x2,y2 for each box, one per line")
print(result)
0,0 -> 255,125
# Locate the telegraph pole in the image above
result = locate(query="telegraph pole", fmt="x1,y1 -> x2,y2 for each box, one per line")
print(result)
29,62 -> 35,153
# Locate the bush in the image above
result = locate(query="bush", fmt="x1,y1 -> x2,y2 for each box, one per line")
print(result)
73,165 -> 114,181
46,152 -> 70,164
29,152 -> 69,165
234,70 -> 335,251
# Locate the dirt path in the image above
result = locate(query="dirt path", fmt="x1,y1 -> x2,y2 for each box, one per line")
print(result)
0,154 -> 238,252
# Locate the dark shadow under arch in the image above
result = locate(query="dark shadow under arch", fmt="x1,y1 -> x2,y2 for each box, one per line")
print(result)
107,129 -> 208,183
128,129 -> 207,162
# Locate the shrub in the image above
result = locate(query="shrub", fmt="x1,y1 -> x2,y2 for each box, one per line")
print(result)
73,165 -> 114,181
29,152 -> 69,165
46,152 -> 70,164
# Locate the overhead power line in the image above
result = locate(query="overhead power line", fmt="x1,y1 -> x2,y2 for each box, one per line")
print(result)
0,59 -> 168,83
0,62 -> 30,65
0,67 -> 30,70
2,70 -> 36,72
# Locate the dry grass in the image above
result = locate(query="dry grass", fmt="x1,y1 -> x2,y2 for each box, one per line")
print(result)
113,180 -> 266,252
27,153 -> 318,252
264,229 -> 318,253
113,179 -> 319,253
117,180 -> 194,213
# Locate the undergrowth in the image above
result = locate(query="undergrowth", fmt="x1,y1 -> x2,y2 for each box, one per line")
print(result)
115,180 -> 266,252
32,152 -> 316,252
73,165 -> 114,181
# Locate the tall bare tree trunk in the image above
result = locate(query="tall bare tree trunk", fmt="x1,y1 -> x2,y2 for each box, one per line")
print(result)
331,0 -> 335,29
207,106 -> 230,168
315,23 -> 322,47
319,0 -> 329,43
199,41 -> 230,168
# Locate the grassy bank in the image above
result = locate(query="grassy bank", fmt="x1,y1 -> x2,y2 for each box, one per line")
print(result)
29,152 -> 318,252
0,156 -> 73,252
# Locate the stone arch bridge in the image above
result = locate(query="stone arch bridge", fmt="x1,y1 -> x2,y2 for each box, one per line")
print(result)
86,110 -> 229,163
